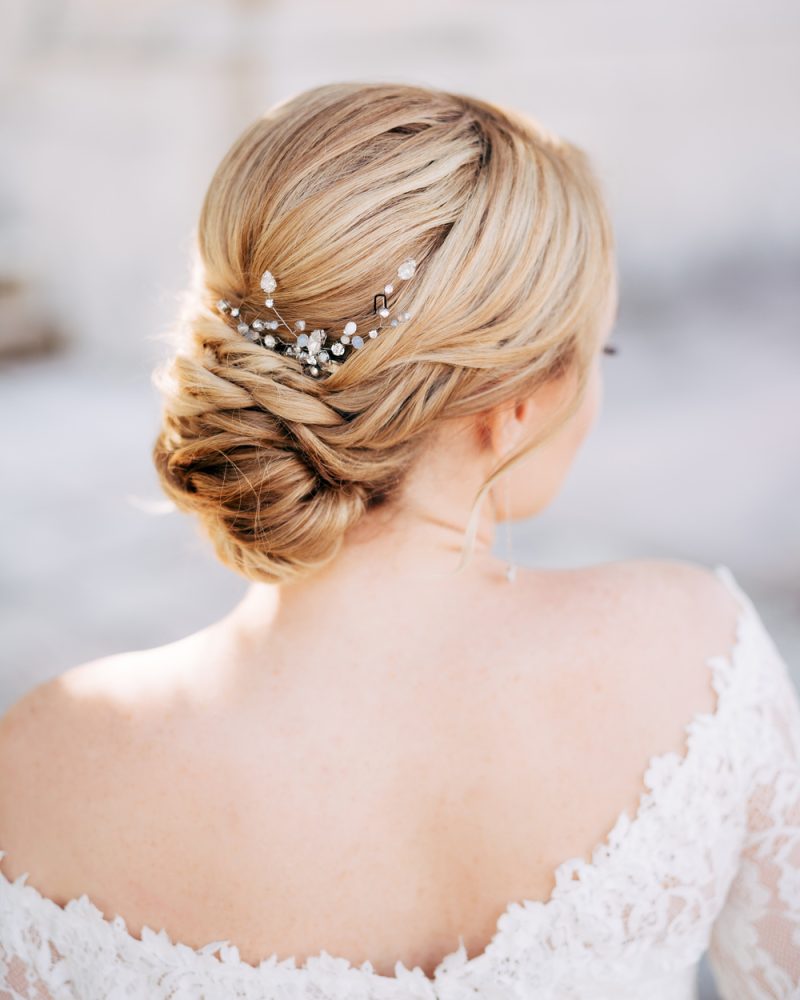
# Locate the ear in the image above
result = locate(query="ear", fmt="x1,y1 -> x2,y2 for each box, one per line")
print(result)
477,396 -> 538,458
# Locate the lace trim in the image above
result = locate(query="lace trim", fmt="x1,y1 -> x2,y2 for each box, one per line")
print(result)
0,563 -> 774,996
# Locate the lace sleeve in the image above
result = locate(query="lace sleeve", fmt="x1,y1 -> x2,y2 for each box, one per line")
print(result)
707,591 -> 800,1000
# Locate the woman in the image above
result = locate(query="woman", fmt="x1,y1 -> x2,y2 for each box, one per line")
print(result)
1,82 -> 798,1000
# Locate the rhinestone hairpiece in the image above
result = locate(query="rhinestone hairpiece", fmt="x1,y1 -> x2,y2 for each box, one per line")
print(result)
215,257 -> 417,379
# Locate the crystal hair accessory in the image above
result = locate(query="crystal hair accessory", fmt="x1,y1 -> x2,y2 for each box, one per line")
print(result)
215,258 -> 418,379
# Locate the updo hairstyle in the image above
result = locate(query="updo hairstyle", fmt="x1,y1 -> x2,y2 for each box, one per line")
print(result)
151,81 -> 615,585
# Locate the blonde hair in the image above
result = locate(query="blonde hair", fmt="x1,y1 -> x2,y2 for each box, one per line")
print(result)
151,81 -> 615,585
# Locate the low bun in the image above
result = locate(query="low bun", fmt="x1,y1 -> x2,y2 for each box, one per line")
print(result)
151,312 -> 428,584
151,81 -> 615,585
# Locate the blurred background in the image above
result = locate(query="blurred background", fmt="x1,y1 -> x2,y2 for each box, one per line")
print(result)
0,2 -> 798,993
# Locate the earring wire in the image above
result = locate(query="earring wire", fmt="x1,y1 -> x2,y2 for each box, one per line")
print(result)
501,475 -> 517,583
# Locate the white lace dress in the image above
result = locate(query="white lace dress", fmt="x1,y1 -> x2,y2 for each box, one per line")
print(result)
1,565 -> 799,1000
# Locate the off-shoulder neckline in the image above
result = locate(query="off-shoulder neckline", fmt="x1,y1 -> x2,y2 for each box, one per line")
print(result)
0,563 -> 760,988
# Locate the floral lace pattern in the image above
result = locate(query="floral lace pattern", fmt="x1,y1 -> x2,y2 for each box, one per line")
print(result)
1,565 -> 799,999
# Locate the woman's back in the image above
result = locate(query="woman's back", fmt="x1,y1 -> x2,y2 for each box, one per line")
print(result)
3,82 -> 799,999
4,556 -> 798,999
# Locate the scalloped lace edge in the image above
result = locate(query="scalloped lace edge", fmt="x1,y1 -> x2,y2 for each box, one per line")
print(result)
0,563 -> 763,989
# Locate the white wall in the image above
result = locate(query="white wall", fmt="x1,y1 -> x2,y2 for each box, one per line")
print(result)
1,0 -> 798,364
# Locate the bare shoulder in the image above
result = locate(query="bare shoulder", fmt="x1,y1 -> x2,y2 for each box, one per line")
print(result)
0,651 -> 168,894
0,647 -> 164,760
580,556 -> 741,638
0,653 -> 126,770
545,555 -> 744,717
518,556 -> 741,643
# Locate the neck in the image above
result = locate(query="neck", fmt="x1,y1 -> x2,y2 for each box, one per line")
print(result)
221,493 -> 511,645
